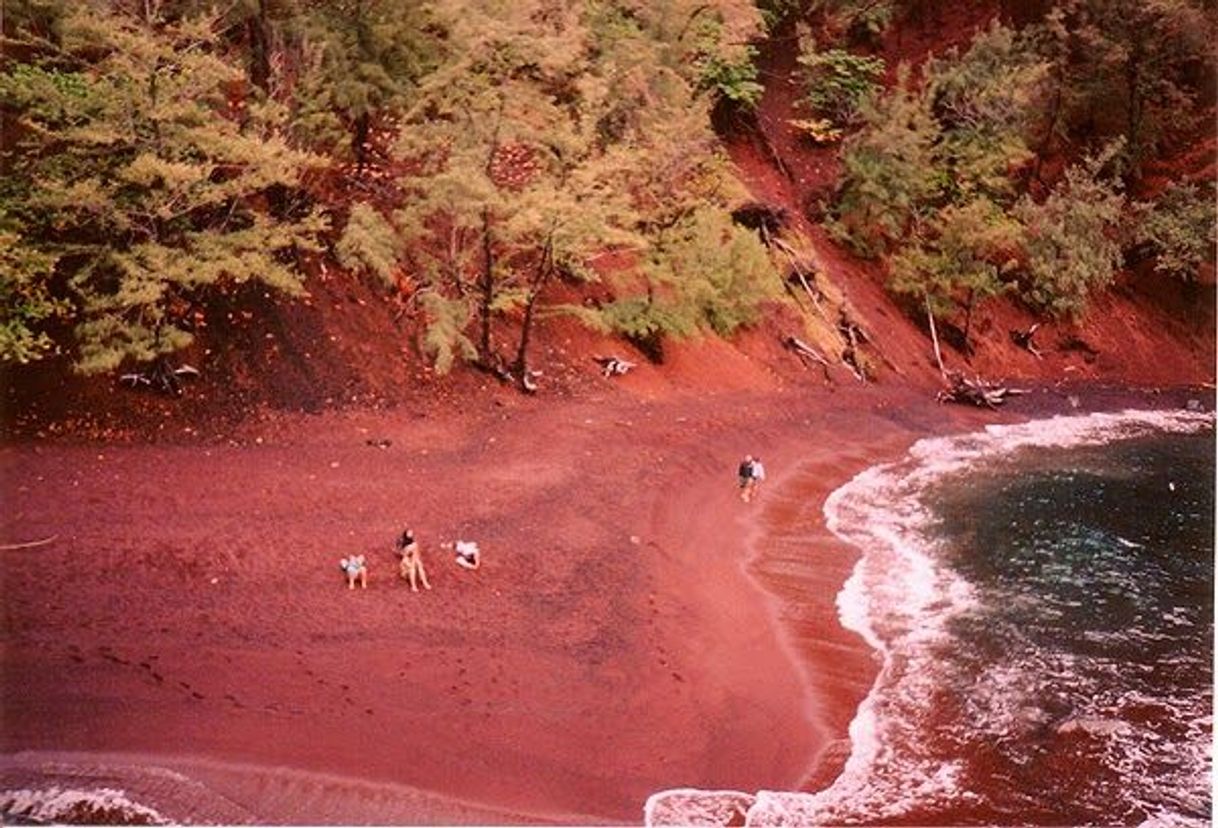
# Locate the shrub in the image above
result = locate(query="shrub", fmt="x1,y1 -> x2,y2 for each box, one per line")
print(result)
1014,146 -> 1127,317
1136,182 -> 1217,282
796,31 -> 885,127
829,65 -> 941,257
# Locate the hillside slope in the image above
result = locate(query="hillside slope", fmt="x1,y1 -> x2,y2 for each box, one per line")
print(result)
2,3 -> 1213,442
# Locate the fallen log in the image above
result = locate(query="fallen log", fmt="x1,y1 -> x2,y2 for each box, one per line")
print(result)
937,371 -> 1027,408
782,335 -> 833,384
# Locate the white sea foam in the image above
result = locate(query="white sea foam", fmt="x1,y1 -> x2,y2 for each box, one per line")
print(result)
644,408 -> 1214,827
0,786 -> 168,825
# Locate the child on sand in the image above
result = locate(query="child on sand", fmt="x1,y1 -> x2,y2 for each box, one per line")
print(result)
339,555 -> 367,590
396,529 -> 432,592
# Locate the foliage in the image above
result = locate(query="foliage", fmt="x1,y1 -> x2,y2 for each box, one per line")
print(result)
0,223 -> 65,364
1047,0 -> 1217,175
796,26 -> 885,127
664,1 -> 767,110
925,21 -> 1048,202
335,202 -> 403,287
697,46 -> 765,109
292,0 -> 439,163
418,291 -> 476,374
1135,182 -> 1217,282
755,0 -> 806,32
1014,145 -> 1128,317
812,0 -> 896,46
0,4 -> 327,374
889,198 -> 1018,338
610,207 -> 780,340
392,0 -> 641,375
829,65 -> 941,257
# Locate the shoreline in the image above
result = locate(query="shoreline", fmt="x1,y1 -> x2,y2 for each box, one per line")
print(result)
647,387 -> 1214,825
3,383 -> 1212,825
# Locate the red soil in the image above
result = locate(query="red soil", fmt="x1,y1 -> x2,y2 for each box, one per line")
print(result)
2,8 -> 1213,824
3,367 -> 1210,824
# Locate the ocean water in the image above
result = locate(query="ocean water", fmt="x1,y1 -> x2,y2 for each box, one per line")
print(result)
648,408 -> 1214,827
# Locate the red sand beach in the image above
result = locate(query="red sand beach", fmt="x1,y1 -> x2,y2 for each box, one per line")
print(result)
0,382 -> 1192,824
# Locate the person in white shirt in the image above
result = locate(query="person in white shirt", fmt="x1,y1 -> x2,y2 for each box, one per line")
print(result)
743,456 -> 766,502
455,540 -> 481,570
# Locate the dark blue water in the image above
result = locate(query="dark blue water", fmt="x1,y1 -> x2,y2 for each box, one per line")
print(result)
930,431 -> 1214,825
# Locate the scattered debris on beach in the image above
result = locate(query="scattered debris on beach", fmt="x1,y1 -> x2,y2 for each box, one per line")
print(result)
937,371 -> 1027,409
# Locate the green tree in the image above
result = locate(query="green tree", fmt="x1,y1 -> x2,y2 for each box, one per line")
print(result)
0,4 -> 327,374
829,64 -> 941,257
926,21 -> 1048,203
293,0 -> 438,168
391,0 -> 640,386
796,25 -> 885,128
1045,0 -> 1216,178
1135,181 -> 1217,282
890,198 -> 1018,346
1014,144 -> 1127,317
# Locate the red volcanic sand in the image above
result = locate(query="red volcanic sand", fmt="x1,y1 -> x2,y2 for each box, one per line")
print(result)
0,382 -> 1169,824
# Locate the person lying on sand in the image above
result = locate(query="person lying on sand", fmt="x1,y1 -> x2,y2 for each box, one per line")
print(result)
396,529 -> 431,592
339,555 -> 367,590
454,540 -> 480,571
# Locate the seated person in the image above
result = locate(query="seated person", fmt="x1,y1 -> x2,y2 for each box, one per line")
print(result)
396,528 -> 431,592
454,540 -> 481,571
339,554 -> 367,590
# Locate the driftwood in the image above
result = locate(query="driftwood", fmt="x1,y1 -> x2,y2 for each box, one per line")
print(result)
768,235 -> 825,315
782,335 -> 833,383
0,535 -> 59,551
594,355 -> 636,378
937,371 -> 1027,408
1010,323 -> 1043,358
837,308 -> 871,383
120,360 -> 200,397
925,296 -> 947,377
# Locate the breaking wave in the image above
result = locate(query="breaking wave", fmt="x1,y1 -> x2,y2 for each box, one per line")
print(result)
646,408 -> 1214,826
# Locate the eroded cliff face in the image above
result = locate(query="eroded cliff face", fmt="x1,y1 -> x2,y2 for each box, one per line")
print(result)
715,1 -> 1214,393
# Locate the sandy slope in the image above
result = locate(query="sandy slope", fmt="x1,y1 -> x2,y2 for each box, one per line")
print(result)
0,382 -> 1207,824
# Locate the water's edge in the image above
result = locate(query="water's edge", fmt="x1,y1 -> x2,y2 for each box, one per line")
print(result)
645,407 -> 1213,827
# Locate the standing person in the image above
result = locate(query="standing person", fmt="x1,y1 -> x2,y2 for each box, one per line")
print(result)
396,529 -> 431,592
737,455 -> 755,501
339,555 -> 368,590
748,456 -> 766,501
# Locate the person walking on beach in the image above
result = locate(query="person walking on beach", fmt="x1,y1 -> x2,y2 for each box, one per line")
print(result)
738,455 -> 755,501
748,456 -> 766,501
340,555 -> 368,590
396,528 -> 431,592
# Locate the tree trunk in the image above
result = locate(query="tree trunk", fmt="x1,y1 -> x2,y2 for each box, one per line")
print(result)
352,111 -> 370,171
926,294 -> 946,377
512,234 -> 554,390
478,207 -> 495,364
246,0 -> 272,93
